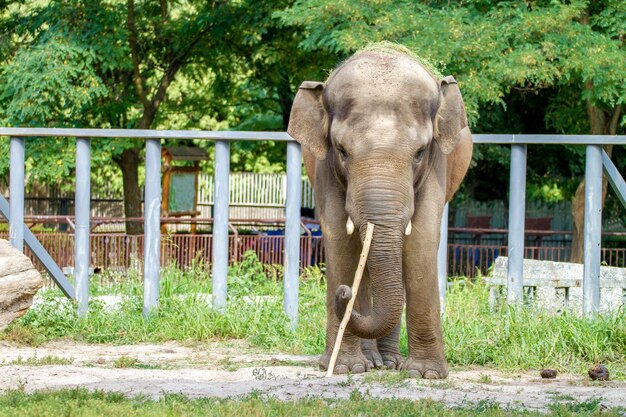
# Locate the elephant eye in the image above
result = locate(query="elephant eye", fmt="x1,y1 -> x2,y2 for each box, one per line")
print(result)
413,148 -> 426,164
337,145 -> 348,161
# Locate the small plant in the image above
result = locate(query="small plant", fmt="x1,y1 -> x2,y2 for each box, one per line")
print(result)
251,366 -> 277,381
547,397 -> 604,414
424,380 -> 456,390
336,372 -> 355,387
477,374 -> 493,384
363,370 -> 410,387
0,325 -> 41,346
10,355 -> 73,366
470,399 -> 501,414
228,251 -> 274,297
348,388 -> 364,401
113,356 -> 137,368
547,393 -> 576,402
218,356 -> 239,372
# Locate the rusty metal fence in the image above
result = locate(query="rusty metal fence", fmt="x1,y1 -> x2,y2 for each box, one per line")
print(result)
0,231 -> 325,272
5,229 -> 626,282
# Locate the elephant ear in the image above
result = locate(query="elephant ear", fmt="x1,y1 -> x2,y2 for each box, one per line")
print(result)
288,81 -> 328,160
434,76 -> 469,155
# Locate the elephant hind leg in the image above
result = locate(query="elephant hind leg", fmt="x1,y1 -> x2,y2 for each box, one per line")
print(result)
377,322 -> 403,369
360,339 -> 383,369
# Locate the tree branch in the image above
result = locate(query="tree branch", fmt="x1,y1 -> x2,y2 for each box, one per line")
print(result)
127,0 -> 151,110
609,105 -> 622,135
141,21 -> 214,128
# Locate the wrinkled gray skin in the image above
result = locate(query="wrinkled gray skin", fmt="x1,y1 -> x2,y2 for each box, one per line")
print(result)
288,48 -> 473,379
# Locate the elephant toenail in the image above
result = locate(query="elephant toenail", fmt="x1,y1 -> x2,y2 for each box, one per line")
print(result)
352,364 -> 365,374
408,370 -> 421,378
367,360 -> 374,369
423,370 -> 441,379
374,359 -> 383,368
334,365 -> 349,374
383,360 -> 397,369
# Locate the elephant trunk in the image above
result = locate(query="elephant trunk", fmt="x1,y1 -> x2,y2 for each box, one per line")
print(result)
335,224 -> 405,339
335,168 -> 411,339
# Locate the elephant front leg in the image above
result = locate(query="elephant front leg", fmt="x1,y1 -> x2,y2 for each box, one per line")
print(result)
401,203 -> 449,379
358,281 -> 403,369
319,239 -> 371,374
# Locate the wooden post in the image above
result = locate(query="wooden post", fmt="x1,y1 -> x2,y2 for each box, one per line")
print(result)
326,222 -> 375,377
160,151 -> 172,234
191,161 -> 200,235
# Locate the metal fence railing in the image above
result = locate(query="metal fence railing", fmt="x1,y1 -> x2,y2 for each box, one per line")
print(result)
2,128 -> 626,322
8,231 -> 626,289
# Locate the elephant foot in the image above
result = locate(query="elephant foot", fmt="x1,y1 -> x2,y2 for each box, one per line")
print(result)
319,350 -> 371,374
401,357 -> 449,379
379,350 -> 404,370
361,339 -> 384,369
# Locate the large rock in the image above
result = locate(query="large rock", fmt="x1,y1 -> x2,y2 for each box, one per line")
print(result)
0,239 -> 44,331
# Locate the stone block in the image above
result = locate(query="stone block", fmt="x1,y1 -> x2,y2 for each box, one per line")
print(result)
488,256 -> 626,314
0,239 -> 44,331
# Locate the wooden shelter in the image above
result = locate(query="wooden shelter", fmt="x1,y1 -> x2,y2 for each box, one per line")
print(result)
161,146 -> 209,234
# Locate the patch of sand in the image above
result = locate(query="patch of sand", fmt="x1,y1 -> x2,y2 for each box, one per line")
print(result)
1,341 -> 624,411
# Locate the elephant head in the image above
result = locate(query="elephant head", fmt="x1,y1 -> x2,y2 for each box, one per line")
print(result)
288,50 -> 468,339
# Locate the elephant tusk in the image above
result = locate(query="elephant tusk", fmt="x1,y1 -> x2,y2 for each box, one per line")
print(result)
346,217 -> 355,235
405,221 -> 412,236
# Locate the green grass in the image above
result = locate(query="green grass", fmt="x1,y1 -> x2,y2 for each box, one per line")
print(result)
362,369 -> 411,387
0,388 -> 623,417
7,355 -> 73,366
442,278 -> 626,378
3,252 -> 327,355
2,251 -> 626,378
357,41 -> 445,78
113,356 -> 138,368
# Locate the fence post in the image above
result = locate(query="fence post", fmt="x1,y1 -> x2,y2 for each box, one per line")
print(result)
9,136 -> 25,252
437,203 -> 449,313
75,138 -> 91,317
212,140 -> 230,311
507,144 -> 527,304
143,138 -> 161,316
284,141 -> 302,327
583,144 -> 602,315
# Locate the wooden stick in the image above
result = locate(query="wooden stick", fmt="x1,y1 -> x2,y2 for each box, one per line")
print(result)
326,222 -> 375,377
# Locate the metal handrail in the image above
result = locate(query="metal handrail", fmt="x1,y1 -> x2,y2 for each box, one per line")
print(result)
2,127 -> 626,144
3,127 -> 626,319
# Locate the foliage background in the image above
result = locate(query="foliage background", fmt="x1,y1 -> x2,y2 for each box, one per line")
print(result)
0,0 -> 624,217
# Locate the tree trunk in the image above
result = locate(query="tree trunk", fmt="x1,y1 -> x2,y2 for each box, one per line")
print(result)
116,147 -> 143,235
570,102 -> 621,263
277,72 -> 293,130
122,0 -> 187,235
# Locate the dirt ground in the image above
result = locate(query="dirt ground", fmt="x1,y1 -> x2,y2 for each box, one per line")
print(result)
1,341 -> 625,412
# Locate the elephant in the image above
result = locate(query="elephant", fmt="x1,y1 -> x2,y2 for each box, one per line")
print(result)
287,44 -> 473,379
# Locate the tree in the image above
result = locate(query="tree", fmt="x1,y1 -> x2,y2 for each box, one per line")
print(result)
0,0 -> 335,228
279,0 -> 625,251
1,0 -> 238,233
